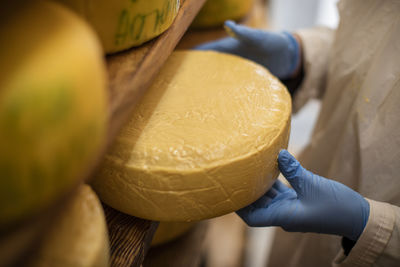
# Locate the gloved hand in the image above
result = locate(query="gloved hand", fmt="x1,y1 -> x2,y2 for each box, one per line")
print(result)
195,21 -> 300,80
237,150 -> 370,241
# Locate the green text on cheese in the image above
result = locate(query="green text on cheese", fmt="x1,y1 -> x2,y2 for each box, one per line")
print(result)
56,0 -> 180,53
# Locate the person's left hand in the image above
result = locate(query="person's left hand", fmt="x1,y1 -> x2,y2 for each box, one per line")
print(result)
195,21 -> 301,80
237,150 -> 370,241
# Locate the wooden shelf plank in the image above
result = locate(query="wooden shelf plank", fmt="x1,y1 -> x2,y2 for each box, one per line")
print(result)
103,205 -> 159,267
101,0 -> 206,266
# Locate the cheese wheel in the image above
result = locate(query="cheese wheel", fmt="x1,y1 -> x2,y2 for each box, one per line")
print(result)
0,1 -> 107,227
192,0 -> 254,28
56,0 -> 180,53
92,51 -> 291,222
151,222 -> 195,246
29,185 -> 109,267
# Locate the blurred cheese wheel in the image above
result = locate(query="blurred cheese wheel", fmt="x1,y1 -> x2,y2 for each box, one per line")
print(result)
192,0 -> 254,28
0,1 -> 107,228
92,51 -> 291,222
29,185 -> 109,267
151,222 -> 195,246
56,0 -> 180,53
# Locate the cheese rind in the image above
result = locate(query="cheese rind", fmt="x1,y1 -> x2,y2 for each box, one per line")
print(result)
93,51 -> 291,221
192,0 -> 254,28
56,0 -> 180,53
0,1 -> 107,227
29,185 -> 109,267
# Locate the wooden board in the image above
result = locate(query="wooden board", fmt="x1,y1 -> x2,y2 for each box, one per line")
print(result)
103,205 -> 159,267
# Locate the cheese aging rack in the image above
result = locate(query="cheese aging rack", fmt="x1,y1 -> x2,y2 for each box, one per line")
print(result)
0,0 -> 206,266
1,0 -> 269,265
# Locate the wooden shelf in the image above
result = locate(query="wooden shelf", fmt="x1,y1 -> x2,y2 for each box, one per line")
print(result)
103,205 -> 159,267
102,0 -> 206,266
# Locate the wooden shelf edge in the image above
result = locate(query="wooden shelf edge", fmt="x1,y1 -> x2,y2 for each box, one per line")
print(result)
103,205 -> 159,267
101,0 -> 207,266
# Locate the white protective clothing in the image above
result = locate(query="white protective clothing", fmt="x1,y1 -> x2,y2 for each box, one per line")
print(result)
268,0 -> 400,266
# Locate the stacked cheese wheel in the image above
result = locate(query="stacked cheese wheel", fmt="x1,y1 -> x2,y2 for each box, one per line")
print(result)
0,0 -> 107,229
192,0 -> 254,28
55,0 -> 180,53
92,51 -> 291,222
29,185 -> 109,267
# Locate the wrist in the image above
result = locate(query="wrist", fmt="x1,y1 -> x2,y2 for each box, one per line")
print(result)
281,33 -> 304,95
290,33 -> 303,79
346,195 -> 370,241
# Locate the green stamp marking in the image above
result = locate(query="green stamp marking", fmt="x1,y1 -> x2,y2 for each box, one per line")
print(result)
115,0 -> 176,46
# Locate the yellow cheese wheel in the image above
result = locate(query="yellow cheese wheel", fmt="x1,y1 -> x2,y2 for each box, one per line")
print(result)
56,0 -> 180,53
192,0 -> 254,28
0,1 -> 108,227
29,185 -> 109,267
151,221 -> 195,246
92,51 -> 291,222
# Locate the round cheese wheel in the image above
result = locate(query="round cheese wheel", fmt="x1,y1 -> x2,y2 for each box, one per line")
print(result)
0,1 -> 108,227
151,221 -> 195,246
56,0 -> 180,53
192,0 -> 254,28
29,185 -> 109,267
92,51 -> 291,222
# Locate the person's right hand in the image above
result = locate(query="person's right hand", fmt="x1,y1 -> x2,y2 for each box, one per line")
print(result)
236,150 -> 370,241
195,21 -> 301,80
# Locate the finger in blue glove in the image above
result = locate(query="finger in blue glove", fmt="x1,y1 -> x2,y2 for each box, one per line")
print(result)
237,150 -> 370,241
195,21 -> 300,80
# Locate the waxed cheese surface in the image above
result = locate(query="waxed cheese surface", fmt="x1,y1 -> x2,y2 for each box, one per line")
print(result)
192,0 -> 254,28
0,1 -> 107,227
93,51 -> 291,221
29,185 -> 109,267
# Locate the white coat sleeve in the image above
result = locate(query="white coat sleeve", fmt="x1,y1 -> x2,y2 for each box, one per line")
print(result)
292,27 -> 335,112
333,199 -> 400,267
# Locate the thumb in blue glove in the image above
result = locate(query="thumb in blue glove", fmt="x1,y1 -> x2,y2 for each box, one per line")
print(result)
237,150 -> 370,241
195,21 -> 300,80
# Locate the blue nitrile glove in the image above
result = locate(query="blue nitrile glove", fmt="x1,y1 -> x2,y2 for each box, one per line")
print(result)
237,150 -> 370,241
195,21 -> 300,80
